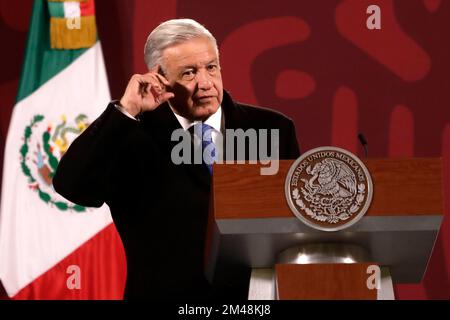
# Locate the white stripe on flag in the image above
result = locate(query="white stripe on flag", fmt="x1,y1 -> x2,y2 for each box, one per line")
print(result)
63,2 -> 81,18
0,42 -> 112,297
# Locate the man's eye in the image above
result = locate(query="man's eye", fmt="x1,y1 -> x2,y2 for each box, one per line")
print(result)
207,65 -> 218,72
182,70 -> 195,80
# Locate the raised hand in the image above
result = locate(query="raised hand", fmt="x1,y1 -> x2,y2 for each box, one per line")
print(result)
119,68 -> 175,117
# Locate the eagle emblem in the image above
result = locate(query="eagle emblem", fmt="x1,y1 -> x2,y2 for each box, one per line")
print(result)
285,147 -> 373,231
20,114 -> 90,212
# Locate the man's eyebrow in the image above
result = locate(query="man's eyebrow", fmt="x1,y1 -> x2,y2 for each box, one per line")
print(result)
177,65 -> 196,71
179,59 -> 219,69
176,59 -> 220,73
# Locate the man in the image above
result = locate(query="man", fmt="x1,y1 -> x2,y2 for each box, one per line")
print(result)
53,19 -> 300,300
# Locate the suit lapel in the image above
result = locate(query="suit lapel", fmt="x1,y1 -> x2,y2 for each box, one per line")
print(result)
140,91 -> 245,188
222,90 -> 245,131
140,102 -> 181,151
140,103 -> 212,189
221,90 -> 248,162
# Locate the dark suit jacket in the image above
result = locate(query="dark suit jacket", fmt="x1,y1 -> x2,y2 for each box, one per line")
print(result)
53,90 -> 300,300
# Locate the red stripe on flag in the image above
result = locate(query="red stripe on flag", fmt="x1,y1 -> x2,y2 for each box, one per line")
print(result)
12,223 -> 126,300
80,0 -> 96,16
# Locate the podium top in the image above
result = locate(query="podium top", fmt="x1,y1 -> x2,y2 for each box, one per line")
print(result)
212,158 -> 443,220
208,158 -> 443,283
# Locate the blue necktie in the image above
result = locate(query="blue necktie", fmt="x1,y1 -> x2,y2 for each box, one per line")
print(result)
195,123 -> 216,174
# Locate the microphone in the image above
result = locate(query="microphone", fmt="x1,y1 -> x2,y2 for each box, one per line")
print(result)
358,133 -> 368,157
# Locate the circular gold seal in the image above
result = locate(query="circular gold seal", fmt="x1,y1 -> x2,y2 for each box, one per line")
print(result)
285,146 -> 373,232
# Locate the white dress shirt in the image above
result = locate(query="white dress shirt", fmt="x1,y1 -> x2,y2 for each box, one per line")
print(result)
170,104 -> 223,162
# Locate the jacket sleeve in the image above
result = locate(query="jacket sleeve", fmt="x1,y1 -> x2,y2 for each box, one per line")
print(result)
53,103 -> 141,207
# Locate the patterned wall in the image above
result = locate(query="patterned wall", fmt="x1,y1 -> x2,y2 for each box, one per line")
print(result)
0,0 -> 449,299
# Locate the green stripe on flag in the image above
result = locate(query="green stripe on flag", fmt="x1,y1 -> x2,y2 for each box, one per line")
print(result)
16,0 -> 87,103
47,2 -> 64,18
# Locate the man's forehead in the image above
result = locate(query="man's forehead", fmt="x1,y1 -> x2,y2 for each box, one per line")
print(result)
162,38 -> 218,68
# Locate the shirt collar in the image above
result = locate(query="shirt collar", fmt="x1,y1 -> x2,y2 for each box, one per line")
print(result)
169,103 -> 222,133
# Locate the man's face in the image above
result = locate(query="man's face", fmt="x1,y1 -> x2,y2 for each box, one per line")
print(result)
160,37 -> 223,121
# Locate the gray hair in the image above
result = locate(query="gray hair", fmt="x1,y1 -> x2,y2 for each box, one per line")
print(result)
144,18 -> 218,71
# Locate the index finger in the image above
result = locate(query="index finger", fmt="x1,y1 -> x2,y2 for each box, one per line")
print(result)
154,72 -> 171,86
150,65 -> 171,86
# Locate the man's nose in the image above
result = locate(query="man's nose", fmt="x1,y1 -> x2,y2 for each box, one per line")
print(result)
196,69 -> 213,90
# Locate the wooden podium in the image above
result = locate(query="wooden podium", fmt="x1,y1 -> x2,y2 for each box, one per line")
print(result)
205,158 -> 443,300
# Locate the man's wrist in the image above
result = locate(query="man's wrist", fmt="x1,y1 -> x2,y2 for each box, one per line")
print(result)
118,99 -> 141,117
113,100 -> 140,121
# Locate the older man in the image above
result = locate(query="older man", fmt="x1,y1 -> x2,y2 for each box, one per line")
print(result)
53,19 -> 300,300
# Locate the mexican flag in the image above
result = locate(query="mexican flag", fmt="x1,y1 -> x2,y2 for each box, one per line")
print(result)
0,0 -> 126,299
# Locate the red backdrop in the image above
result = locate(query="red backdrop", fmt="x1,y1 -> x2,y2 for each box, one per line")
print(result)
1,0 -> 449,299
